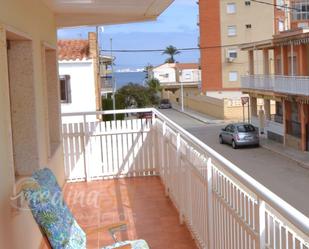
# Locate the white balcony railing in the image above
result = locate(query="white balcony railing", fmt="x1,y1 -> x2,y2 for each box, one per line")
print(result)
62,109 -> 309,249
241,75 -> 309,96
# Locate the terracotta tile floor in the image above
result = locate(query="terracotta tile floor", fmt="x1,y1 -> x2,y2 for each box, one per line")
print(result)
64,176 -> 198,249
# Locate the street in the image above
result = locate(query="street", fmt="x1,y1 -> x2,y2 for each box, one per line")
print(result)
159,108 -> 309,217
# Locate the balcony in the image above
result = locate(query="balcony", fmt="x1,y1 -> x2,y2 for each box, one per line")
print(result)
241,75 -> 309,96
61,109 -> 309,249
101,76 -> 113,94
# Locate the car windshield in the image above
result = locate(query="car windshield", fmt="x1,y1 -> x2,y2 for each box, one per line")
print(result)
237,124 -> 255,132
161,99 -> 169,104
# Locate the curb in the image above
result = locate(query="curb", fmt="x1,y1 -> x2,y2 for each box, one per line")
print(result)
172,107 -> 225,125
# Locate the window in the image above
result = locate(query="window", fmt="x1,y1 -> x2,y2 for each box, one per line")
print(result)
229,71 -> 238,82
276,0 -> 285,10
291,1 -> 309,20
245,1 -> 251,6
278,20 -> 285,32
245,24 -> 252,29
237,124 -> 256,132
60,75 -> 71,103
227,25 -> 237,36
227,3 -> 236,14
184,73 -> 191,79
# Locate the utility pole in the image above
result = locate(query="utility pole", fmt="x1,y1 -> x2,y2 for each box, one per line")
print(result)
179,69 -> 184,112
110,38 -> 116,121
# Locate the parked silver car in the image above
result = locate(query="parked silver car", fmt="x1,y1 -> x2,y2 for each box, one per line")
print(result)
219,123 -> 259,149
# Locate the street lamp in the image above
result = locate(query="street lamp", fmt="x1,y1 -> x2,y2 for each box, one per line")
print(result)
179,69 -> 184,112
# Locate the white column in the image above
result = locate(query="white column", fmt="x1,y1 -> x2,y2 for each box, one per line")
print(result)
263,49 -> 270,75
249,50 -> 254,75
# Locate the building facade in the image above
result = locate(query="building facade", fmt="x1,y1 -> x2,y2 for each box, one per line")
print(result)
242,28 -> 309,152
153,63 -> 201,106
198,0 -> 287,98
58,33 -> 101,123
153,63 -> 201,87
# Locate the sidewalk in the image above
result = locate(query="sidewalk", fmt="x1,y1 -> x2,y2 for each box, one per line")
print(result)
260,138 -> 309,169
174,105 -> 309,169
172,104 -> 225,124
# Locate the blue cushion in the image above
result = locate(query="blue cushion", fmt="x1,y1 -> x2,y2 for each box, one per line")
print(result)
32,168 -> 62,194
24,168 -> 86,249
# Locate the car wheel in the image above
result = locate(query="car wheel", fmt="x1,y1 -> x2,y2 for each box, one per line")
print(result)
219,136 -> 224,144
232,140 -> 238,149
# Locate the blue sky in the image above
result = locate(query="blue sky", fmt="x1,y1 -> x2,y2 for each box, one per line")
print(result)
57,0 -> 199,70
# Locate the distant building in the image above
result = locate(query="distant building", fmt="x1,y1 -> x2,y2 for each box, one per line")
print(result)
152,63 -> 201,104
58,32 -> 101,122
152,63 -> 201,87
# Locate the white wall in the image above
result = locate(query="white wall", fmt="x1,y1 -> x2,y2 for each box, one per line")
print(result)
59,60 -> 97,123
153,66 -> 176,83
179,69 -> 201,83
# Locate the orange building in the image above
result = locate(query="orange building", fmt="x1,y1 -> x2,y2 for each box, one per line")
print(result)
198,0 -> 287,99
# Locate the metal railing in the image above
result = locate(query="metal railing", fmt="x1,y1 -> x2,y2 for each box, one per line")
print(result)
61,108 -> 309,249
241,75 -> 309,96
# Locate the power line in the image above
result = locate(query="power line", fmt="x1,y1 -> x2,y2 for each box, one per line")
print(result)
100,38 -> 272,53
249,0 -> 299,12
100,0 -> 299,54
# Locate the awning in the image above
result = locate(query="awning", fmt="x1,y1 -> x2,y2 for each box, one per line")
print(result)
42,0 -> 174,27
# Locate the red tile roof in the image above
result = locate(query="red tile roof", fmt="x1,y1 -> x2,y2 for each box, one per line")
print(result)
176,63 -> 200,70
57,39 -> 90,61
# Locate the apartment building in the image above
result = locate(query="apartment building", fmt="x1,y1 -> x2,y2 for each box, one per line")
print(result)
241,1 -> 309,152
198,0 -> 287,99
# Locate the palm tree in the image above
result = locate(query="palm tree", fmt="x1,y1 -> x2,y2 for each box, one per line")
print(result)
162,45 -> 180,63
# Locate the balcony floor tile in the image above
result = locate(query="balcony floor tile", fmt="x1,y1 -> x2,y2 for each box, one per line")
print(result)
48,176 -> 199,249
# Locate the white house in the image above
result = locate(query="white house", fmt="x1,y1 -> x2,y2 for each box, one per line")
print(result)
152,63 -> 201,87
58,32 -> 101,122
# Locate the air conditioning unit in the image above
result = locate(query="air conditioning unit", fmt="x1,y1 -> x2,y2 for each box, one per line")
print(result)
226,57 -> 235,63
226,49 -> 237,62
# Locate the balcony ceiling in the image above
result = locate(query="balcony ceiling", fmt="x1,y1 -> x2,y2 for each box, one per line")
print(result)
42,0 -> 174,27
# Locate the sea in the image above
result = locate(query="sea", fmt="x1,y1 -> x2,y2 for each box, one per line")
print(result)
114,72 -> 147,90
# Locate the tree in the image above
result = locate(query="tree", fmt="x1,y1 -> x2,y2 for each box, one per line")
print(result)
162,45 -> 181,63
146,78 -> 162,93
102,93 -> 125,121
116,83 -> 159,109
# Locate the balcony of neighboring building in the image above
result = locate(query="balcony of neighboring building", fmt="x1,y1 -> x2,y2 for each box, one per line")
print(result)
241,28 -> 309,97
100,76 -> 113,95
